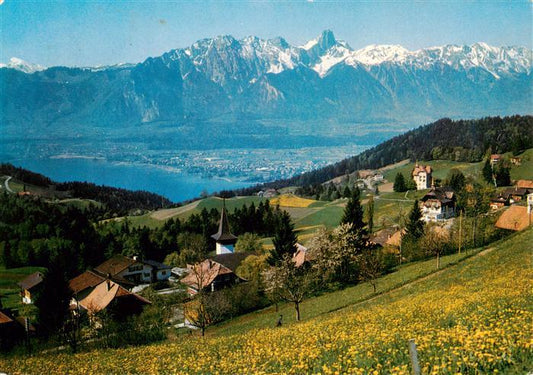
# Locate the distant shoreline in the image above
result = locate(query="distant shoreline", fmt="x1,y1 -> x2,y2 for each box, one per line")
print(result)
50,154 -> 105,160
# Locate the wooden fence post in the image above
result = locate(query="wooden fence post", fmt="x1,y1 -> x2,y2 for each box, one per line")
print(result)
408,339 -> 421,375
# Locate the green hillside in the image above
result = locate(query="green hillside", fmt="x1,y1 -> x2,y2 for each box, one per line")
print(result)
3,229 -> 531,374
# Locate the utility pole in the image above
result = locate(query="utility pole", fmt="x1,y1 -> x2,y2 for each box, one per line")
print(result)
458,210 -> 462,254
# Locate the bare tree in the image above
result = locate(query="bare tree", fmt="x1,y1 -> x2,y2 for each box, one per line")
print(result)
419,227 -> 449,269
263,255 -> 314,321
183,262 -> 224,336
358,248 -> 382,293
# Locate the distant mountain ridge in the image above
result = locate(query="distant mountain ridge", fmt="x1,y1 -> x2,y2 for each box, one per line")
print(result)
1,30 -> 531,133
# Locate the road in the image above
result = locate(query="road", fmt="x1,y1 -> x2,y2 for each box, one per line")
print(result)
2,176 -> 14,193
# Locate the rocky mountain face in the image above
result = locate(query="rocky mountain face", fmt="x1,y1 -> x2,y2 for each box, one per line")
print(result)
1,30 -> 531,134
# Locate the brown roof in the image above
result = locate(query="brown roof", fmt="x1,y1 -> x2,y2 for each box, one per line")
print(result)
211,201 -> 237,243
421,187 -> 455,204
69,271 -> 106,294
517,180 -> 533,189
412,164 -> 432,177
79,280 -> 150,313
210,252 -> 252,272
0,311 -> 14,324
94,255 -> 137,276
386,229 -> 405,247
370,228 -> 398,247
181,259 -> 234,290
292,243 -> 313,267
69,270 -> 135,295
495,206 -> 532,231
18,272 -> 44,291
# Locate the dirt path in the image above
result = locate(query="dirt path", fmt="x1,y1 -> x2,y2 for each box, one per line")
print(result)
150,200 -> 201,220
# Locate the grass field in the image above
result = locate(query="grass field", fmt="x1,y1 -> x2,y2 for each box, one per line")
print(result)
0,266 -> 46,310
112,149 -> 533,234
3,229 -> 530,374
509,148 -> 533,180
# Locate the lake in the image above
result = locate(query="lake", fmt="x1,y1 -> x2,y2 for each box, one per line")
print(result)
8,158 -> 253,202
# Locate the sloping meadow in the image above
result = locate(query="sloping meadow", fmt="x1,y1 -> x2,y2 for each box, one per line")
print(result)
2,230 -> 532,374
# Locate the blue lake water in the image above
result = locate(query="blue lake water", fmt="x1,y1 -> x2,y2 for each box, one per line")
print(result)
8,158 -> 253,202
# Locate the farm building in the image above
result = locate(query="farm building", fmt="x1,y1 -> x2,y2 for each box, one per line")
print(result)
18,272 -> 44,304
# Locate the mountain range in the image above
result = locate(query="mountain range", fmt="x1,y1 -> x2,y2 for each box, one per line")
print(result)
1,30 -> 531,140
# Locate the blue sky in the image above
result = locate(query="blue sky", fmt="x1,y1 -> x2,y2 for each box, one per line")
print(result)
1,0 -> 531,67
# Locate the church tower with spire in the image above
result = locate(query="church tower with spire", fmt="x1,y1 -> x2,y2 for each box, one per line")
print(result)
211,199 -> 237,255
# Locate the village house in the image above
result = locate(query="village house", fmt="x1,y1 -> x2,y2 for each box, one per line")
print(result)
18,271 -> 44,304
77,279 -> 150,319
370,227 -> 401,247
490,154 -> 501,166
69,270 -> 135,301
490,194 -> 510,210
510,156 -> 522,166
257,189 -> 278,198
419,187 -> 456,222
516,180 -> 533,189
528,193 -> 533,213
0,309 -> 34,350
412,164 -> 433,190
93,255 -> 171,285
495,205 -> 532,231
500,186 -> 532,204
180,259 -> 245,295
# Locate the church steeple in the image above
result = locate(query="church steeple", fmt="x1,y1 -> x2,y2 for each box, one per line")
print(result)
211,199 -> 237,254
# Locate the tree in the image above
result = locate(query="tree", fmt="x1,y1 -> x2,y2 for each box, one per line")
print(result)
308,223 -> 367,285
34,259 -> 72,338
494,164 -> 511,187
358,247 -> 382,293
419,228 -> 449,269
235,233 -> 264,253
343,185 -> 351,198
366,195 -> 375,234
445,169 -> 466,192
183,264 -> 226,336
405,200 -> 425,240
163,252 -> 181,267
393,173 -> 407,192
482,158 -> 493,184
263,255 -> 314,321
341,187 -> 365,232
236,254 -> 269,288
268,211 -> 297,266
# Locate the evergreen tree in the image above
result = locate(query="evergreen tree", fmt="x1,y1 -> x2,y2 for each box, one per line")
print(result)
34,259 -> 72,338
482,158 -> 493,184
445,169 -> 466,192
366,195 -> 375,234
405,200 -> 425,239
343,185 -> 351,198
494,165 -> 511,187
341,187 -> 365,231
393,173 -> 407,192
267,211 -> 297,266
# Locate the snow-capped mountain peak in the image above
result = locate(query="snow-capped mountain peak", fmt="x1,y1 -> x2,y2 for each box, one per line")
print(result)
0,57 -> 45,73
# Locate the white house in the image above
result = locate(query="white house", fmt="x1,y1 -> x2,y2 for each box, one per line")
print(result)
420,187 -> 456,222
412,164 -> 433,190
94,255 -> 171,285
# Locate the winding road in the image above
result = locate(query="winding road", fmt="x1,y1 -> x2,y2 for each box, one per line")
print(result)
2,176 -> 14,193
